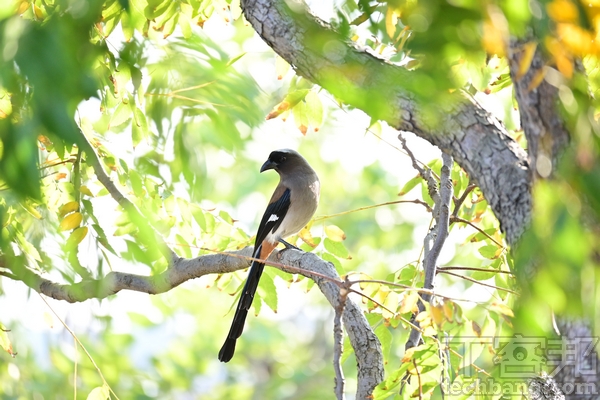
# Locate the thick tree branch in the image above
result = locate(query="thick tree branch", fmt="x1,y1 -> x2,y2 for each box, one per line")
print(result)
2,247 -> 383,398
333,285 -> 348,400
508,38 -> 570,179
241,0 -> 531,246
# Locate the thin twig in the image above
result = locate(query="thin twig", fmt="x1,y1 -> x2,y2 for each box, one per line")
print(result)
399,134 -> 440,204
39,157 -> 78,170
450,216 -> 504,248
38,294 -> 120,400
452,182 -> 476,216
73,336 -> 78,400
413,359 -> 423,400
313,199 -> 432,222
73,147 -> 82,204
437,266 -> 514,275
438,270 -> 518,294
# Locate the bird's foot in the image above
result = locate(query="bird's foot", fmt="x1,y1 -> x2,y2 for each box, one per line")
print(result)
279,238 -> 301,251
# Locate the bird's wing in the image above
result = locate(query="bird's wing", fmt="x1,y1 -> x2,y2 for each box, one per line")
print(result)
254,186 -> 291,246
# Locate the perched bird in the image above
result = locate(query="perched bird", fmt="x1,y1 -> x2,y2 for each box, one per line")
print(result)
218,149 -> 320,362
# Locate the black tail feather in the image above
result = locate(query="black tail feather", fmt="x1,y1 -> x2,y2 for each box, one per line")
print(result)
218,246 -> 265,363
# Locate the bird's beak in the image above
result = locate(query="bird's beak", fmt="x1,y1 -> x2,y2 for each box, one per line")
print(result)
260,160 -> 276,173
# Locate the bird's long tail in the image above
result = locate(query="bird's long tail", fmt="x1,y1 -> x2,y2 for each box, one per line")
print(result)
218,244 -> 266,362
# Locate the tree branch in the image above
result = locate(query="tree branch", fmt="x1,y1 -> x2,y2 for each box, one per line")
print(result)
1,247 -> 383,398
508,38 -> 570,178
333,282 -> 348,400
241,0 -> 531,246
406,152 -> 453,350
78,131 -> 177,262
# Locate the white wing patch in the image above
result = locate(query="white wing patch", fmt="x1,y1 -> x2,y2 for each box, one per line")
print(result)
267,214 -> 279,223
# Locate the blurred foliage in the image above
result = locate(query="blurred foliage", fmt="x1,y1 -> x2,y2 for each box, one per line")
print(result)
0,0 -> 598,399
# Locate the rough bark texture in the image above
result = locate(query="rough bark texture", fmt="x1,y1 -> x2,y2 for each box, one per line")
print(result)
241,0 -> 531,246
550,320 -> 600,400
508,38 -> 570,179
507,40 -> 597,400
276,251 -> 384,399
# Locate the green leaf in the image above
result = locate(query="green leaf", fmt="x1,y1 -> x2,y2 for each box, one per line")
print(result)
66,226 -> 88,250
398,264 -> 417,284
129,170 -> 144,197
305,90 -> 323,132
226,52 -> 247,67
375,324 -> 392,360
324,237 -> 350,259
259,270 -> 278,313
92,224 -> 117,255
292,99 -> 309,135
478,245 -> 501,259
0,323 -> 15,357
109,101 -> 133,129
131,106 -> 148,147
114,222 -> 138,236
86,385 -> 110,400
191,205 -> 206,232
398,173 -> 421,195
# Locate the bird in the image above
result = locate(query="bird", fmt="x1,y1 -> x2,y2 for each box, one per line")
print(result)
218,149 -> 320,363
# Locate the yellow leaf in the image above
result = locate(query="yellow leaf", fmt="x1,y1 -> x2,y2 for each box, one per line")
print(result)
298,227 -> 317,247
59,212 -> 83,231
33,5 -> 44,20
526,68 -> 546,91
325,225 -> 346,242
86,385 -> 110,400
382,290 -> 398,319
546,0 -> 579,23
17,1 -> 29,15
399,290 -> 420,314
490,302 -> 514,317
516,42 -> 537,80
80,185 -> 94,197
557,23 -> 598,57
402,347 -> 416,363
443,301 -> 454,321
66,226 -> 88,249
430,303 -> 444,327
482,6 -> 508,56
43,312 -> 54,329
275,56 -> 290,80
374,285 -> 390,304
58,201 -> 79,217
472,320 -> 482,337
385,6 -> 398,40
0,323 -> 16,357
38,135 -> 53,147
22,203 -> 42,219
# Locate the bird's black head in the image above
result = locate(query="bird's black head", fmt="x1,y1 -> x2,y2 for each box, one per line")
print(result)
260,149 -> 305,173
